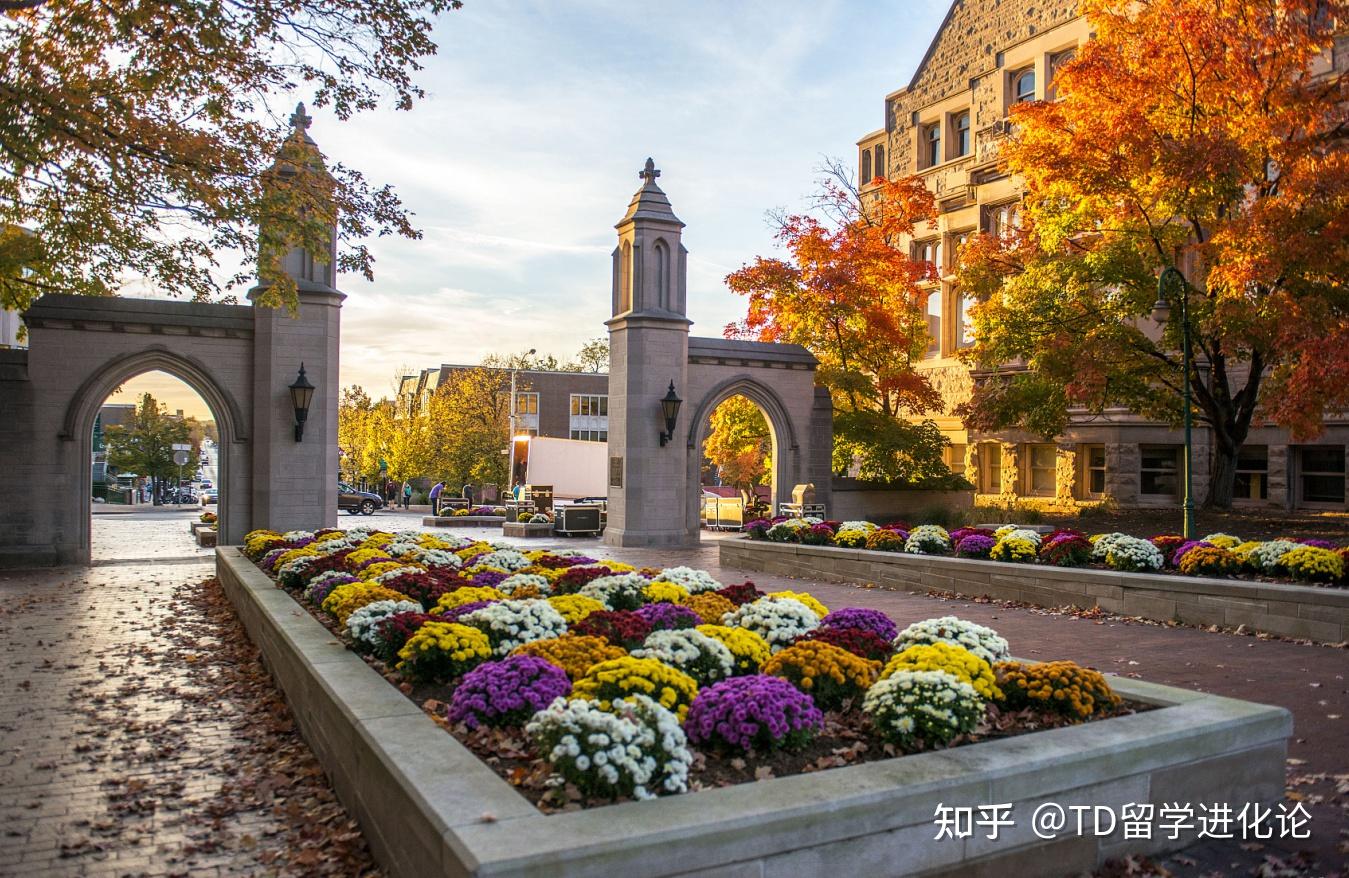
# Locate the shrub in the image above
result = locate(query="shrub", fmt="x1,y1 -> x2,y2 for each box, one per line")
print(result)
1281,546 -> 1345,584
684,675 -> 823,753
1039,534 -> 1093,567
571,610 -> 653,650
684,592 -> 736,624
796,626 -> 893,662
321,583 -> 413,626
864,529 -> 907,552
447,655 -> 572,729
526,694 -> 692,800
882,642 -> 1001,700
714,582 -> 764,606
893,616 -> 1010,666
434,586 -> 505,613
863,670 -> 985,748
511,634 -> 626,680
694,624 -> 771,674
903,524 -> 951,555
989,536 -> 1037,563
643,581 -> 690,605
818,607 -> 898,641
458,599 -> 569,655
633,602 -> 701,632
578,574 -> 649,611
1178,546 -> 1242,578
723,596 -> 821,652
395,621 -> 493,683
546,594 -> 606,624
955,534 -> 996,559
632,629 -> 736,684
761,640 -> 880,710
346,600 -> 424,651
572,656 -> 700,721
995,660 -> 1121,720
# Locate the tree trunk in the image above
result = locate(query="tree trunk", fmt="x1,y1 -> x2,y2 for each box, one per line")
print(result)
1205,441 -> 1238,509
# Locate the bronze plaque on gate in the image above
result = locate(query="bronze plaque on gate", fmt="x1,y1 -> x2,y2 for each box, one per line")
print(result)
609,456 -> 623,488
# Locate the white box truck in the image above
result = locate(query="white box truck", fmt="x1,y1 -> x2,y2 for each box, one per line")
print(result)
510,436 -> 607,501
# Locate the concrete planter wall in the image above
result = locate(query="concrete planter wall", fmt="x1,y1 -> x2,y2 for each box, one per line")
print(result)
218,546 -> 1290,878
422,515 -> 508,528
721,538 -> 1349,643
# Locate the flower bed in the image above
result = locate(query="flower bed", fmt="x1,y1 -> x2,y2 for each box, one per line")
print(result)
744,518 -> 1349,588
240,525 -> 1148,811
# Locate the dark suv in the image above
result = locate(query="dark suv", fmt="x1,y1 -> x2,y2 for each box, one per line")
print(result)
339,482 -> 384,515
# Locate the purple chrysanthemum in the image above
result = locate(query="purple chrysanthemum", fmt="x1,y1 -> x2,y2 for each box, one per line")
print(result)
440,600 -> 493,622
1298,539 -> 1336,550
818,607 -> 898,642
447,655 -> 572,729
470,569 -> 509,588
955,534 -> 997,559
684,675 -> 823,753
634,602 -> 700,631
1172,540 -> 1213,565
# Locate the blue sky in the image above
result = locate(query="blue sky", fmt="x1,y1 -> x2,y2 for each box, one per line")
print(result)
118,0 -> 951,418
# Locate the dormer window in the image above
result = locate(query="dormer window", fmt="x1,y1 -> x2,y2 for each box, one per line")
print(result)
923,123 -> 942,168
953,111 -> 971,157
1013,68 -> 1036,103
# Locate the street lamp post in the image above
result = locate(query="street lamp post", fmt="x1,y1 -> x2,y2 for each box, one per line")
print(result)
508,348 -> 536,491
1150,266 -> 1196,540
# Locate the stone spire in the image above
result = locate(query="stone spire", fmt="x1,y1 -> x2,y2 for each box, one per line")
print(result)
618,158 -> 684,227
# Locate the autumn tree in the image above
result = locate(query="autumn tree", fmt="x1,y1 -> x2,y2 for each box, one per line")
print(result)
338,386 -> 377,483
0,0 -> 459,313
574,337 -> 610,373
957,0 -> 1349,508
726,171 -> 960,485
424,360 -> 513,488
703,395 -> 772,500
104,393 -> 193,503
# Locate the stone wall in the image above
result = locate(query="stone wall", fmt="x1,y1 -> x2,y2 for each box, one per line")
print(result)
722,539 -> 1349,643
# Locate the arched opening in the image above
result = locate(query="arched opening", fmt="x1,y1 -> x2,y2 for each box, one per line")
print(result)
619,241 -> 633,313
653,239 -> 670,310
90,370 -> 224,561
698,394 -> 775,528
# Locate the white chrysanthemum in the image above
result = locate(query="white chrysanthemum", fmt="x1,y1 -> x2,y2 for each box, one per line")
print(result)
893,616 -> 1010,665
722,596 -> 820,652
1245,540 -> 1302,572
281,529 -> 314,542
499,572 -> 551,596
1091,533 -> 1163,572
578,574 -> 649,609
632,629 -> 735,683
651,566 -> 721,594
458,599 -> 568,655
836,521 -> 878,534
904,524 -> 952,555
346,599 -> 424,648
476,549 -> 532,572
1001,528 -> 1042,547
372,565 -> 425,584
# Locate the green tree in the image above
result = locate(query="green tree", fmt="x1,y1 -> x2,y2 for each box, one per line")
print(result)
0,0 -> 460,313
703,395 -> 772,501
425,362 -> 511,488
103,393 -> 193,503
337,385 -> 376,482
574,337 -> 609,373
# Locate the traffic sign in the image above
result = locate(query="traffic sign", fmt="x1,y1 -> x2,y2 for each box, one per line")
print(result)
172,443 -> 191,451
173,450 -> 189,466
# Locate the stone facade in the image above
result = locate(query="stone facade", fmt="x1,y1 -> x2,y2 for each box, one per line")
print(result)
854,0 -> 1349,514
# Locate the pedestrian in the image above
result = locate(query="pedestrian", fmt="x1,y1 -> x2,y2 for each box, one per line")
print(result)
402,481 -> 412,509
429,481 -> 444,514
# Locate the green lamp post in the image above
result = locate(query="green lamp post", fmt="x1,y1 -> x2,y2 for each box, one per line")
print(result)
1150,266 -> 1196,539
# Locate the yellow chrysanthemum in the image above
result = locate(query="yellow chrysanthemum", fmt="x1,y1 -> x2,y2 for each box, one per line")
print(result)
767,590 -> 828,618
321,583 -> 412,626
882,642 -> 1001,701
643,581 -> 690,605
511,635 -> 626,680
434,586 -> 505,613
547,594 -> 606,624
696,624 -> 770,673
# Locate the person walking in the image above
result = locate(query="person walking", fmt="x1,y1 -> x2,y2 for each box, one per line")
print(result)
402,481 -> 412,509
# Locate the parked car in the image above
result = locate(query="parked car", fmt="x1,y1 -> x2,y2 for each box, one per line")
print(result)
339,482 -> 383,515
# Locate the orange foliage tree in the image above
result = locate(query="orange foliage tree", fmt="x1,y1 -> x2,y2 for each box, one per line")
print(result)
957,0 -> 1349,507
726,172 -> 961,485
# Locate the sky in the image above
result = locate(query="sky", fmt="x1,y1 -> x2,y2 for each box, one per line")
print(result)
111,0 -> 951,421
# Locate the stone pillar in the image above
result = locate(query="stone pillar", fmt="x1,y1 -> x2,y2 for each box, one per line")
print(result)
1055,443 -> 1077,506
604,160 -> 694,548
999,442 -> 1019,501
1105,443 -> 1139,504
1268,445 -> 1289,509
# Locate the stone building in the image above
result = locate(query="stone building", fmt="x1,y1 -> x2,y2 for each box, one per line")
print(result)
856,0 -> 1349,513
398,365 -> 610,442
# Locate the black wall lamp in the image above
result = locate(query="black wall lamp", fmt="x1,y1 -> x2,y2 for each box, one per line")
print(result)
289,363 -> 316,442
658,380 -> 682,447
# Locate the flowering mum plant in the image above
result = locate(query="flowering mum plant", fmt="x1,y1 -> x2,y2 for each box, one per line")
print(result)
346,599 -> 424,651
863,529 -> 907,552
571,610 -> 654,650
476,549 -> 532,572
1281,545 -> 1345,583
650,566 -> 721,594
832,528 -> 867,549
797,626 -> 893,662
642,581 -> 689,605
396,621 -> 493,683
447,655 -> 572,729
714,582 -> 764,606
765,518 -> 813,542
633,602 -> 701,632
882,642 -> 1001,701
440,600 -> 494,622
801,522 -> 836,546
526,694 -> 691,800
372,611 -> 436,663
684,675 -> 823,754
1178,546 -> 1242,578
1039,534 -> 1093,567
379,570 -> 461,608
632,629 -> 735,685
863,670 -> 985,748
695,624 -> 771,674
761,640 -> 879,710
572,656 -> 699,721
893,616 -> 1009,666
955,534 -> 996,559
743,519 -> 773,540
510,634 -> 626,680
1171,540 -> 1213,567
989,537 -> 1037,564
684,592 -> 737,624
1150,535 -> 1186,564
498,572 -> 551,597
433,586 -> 505,613
1093,533 -> 1164,572
766,590 -> 828,618
904,525 -> 951,555
995,660 -> 1120,720
303,571 -> 358,605
1244,540 -> 1303,574
818,607 -> 898,642
1201,533 -> 1243,550
578,574 -> 650,611
552,565 -> 617,595
458,599 -> 569,656
546,594 -> 607,624
950,527 -> 996,543
322,583 -> 412,626
723,596 -> 820,653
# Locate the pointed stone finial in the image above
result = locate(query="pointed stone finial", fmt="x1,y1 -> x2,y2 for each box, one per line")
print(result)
639,157 -> 661,184
290,101 -> 312,131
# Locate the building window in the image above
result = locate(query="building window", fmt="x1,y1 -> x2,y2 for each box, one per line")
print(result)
978,442 -> 1002,493
513,391 -> 539,435
948,230 -> 971,273
569,393 -> 609,442
923,122 -> 941,168
1081,444 -> 1106,497
1026,444 -> 1056,496
1047,49 -> 1075,99
861,149 -> 872,184
1297,446 -> 1345,505
1234,446 -> 1268,501
1012,67 -> 1036,103
874,144 -> 885,179
984,202 -> 1019,240
1140,445 -> 1181,496
953,111 -> 971,157
913,238 -> 942,272
944,443 -> 967,476
925,291 -> 942,356
956,292 -> 976,349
